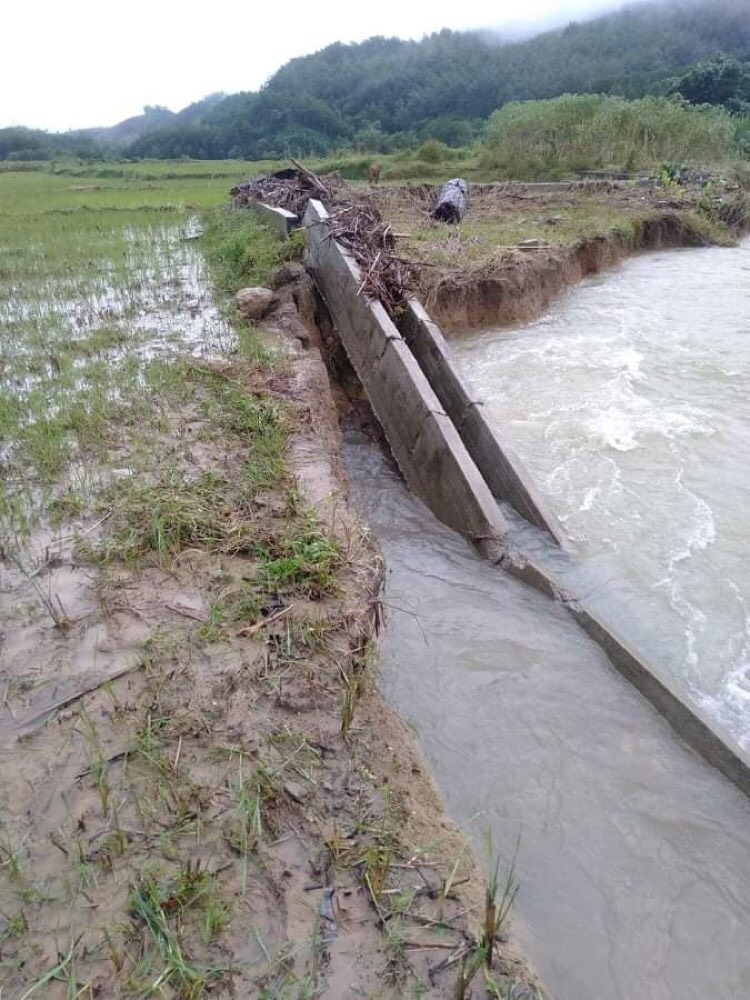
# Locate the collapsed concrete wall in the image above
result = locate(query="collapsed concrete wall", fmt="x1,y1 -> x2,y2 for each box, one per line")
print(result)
301,196 -> 750,800
303,199 -> 508,547
398,299 -> 565,545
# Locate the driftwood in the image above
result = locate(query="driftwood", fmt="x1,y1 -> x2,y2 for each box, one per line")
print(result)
228,165 -> 417,317
432,178 -> 469,223
230,163 -> 345,217
326,203 -> 419,316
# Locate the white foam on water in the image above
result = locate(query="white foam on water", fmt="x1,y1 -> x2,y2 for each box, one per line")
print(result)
579,486 -> 600,512
696,582 -> 750,750
454,239 -> 750,750
587,405 -> 640,451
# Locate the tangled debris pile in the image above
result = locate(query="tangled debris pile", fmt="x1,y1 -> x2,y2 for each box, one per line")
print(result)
231,163 -> 419,318
327,203 -> 420,316
230,160 -> 346,218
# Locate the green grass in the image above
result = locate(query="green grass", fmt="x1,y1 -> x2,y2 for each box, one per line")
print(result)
255,521 -> 341,599
481,94 -> 738,180
0,163 -> 296,543
127,871 -> 229,997
201,204 -> 306,294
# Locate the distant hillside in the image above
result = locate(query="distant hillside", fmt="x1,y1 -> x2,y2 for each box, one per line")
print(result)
3,0 -> 750,162
126,0 -> 750,160
95,94 -> 227,146
94,106 -> 176,146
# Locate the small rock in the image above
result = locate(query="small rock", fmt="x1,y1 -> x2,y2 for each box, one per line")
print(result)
284,779 -> 309,803
236,286 -> 274,321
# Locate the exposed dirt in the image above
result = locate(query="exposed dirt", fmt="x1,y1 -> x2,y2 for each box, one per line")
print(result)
368,181 -> 748,332
0,267 -> 542,998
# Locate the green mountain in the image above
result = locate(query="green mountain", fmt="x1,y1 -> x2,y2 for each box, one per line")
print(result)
127,0 -> 750,160
3,0 -> 750,162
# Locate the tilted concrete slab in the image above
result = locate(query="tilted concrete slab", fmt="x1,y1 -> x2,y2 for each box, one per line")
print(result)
303,199 -> 508,545
400,299 -> 565,545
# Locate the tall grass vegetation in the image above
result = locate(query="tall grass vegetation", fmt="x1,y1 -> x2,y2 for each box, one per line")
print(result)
480,94 -> 738,178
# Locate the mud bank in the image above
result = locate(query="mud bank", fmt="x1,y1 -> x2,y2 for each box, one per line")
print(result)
425,212 -> 726,332
366,181 -> 748,334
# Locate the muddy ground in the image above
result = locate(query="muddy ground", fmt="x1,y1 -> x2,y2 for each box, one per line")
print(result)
0,242 -> 541,997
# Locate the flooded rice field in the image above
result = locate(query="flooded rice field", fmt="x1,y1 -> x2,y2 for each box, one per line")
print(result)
0,216 -> 233,737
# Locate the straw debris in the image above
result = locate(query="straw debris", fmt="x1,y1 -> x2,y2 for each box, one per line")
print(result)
231,163 -> 420,318
230,159 -> 346,218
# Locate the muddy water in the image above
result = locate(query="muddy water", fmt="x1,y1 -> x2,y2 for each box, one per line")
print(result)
453,240 -> 750,754
343,255 -> 750,997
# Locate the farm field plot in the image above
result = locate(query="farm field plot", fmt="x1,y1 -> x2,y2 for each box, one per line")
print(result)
0,164 -> 533,1000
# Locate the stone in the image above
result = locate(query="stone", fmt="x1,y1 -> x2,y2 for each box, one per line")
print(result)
236,286 -> 273,321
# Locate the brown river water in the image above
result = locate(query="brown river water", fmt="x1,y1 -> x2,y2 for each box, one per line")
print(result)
343,240 -> 750,1000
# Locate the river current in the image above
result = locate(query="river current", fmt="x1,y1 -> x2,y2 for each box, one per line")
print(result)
455,239 -> 750,751
343,239 -> 750,999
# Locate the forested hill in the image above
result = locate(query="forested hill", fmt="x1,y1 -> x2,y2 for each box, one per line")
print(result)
127,0 -> 750,159
492,0 -> 750,101
4,0 -> 750,162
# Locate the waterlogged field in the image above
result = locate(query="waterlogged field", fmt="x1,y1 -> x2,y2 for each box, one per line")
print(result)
0,164 -> 518,1000
0,164 -> 247,534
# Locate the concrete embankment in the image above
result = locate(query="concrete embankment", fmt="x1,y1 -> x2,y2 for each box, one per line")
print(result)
301,196 -> 750,800
303,199 -> 508,546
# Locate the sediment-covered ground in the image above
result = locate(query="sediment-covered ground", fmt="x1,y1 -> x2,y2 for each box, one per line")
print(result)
0,167 -> 541,999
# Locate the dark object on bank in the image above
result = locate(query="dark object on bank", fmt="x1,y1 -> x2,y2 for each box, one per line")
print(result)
432,179 -> 469,223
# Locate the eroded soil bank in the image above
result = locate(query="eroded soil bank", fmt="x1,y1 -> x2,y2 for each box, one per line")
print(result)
369,180 -> 748,331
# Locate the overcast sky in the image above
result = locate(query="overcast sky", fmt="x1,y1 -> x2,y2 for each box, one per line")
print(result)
5,0 -> 635,132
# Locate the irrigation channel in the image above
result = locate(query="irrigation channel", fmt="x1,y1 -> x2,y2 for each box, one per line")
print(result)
343,239 -> 750,1000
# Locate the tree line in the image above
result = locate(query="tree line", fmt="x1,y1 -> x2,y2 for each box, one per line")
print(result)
3,0 -> 750,163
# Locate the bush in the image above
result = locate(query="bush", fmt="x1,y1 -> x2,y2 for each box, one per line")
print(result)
417,139 -> 447,163
481,94 -> 737,179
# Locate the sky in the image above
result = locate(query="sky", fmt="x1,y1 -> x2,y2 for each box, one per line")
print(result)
5,0 -> 635,132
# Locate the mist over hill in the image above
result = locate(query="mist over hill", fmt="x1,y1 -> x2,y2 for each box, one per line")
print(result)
3,0 -> 750,162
